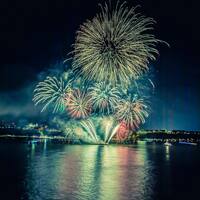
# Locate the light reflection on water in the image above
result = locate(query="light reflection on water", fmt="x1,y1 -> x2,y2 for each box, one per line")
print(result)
1,142 -> 200,199
24,144 -> 154,200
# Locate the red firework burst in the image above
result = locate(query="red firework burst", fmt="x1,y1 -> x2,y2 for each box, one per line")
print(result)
66,89 -> 92,119
115,122 -> 130,142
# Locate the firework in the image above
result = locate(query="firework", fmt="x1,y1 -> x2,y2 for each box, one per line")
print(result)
33,76 -> 72,113
89,82 -> 120,114
67,89 -> 91,119
32,1 -> 164,144
79,116 -> 119,143
128,69 -> 155,98
115,97 -> 149,129
101,117 -> 120,144
122,76 -> 155,103
72,2 -> 161,85
80,119 -> 99,142
115,122 -> 130,141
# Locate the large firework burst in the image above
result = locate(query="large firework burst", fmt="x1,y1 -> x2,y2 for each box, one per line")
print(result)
72,2 -> 161,85
33,76 -> 72,113
32,1 -> 164,144
89,82 -> 120,114
67,89 -> 92,119
115,96 -> 149,129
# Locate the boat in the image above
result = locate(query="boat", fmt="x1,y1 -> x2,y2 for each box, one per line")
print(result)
28,139 -> 41,145
179,141 -> 197,146
164,141 -> 172,146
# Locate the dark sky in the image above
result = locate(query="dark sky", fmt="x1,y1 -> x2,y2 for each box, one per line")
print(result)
0,0 -> 200,130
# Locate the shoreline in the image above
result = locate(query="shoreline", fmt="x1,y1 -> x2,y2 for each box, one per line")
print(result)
0,134 -> 200,146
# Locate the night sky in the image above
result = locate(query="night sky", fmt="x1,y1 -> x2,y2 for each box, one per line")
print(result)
0,0 -> 200,130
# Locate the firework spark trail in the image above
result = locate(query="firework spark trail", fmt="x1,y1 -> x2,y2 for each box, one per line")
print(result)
80,119 -> 98,142
67,89 -> 91,119
89,82 -> 120,114
106,123 -> 121,144
33,1 -> 163,144
103,117 -> 115,142
33,76 -> 72,113
131,79 -> 154,97
103,118 -> 120,143
115,122 -> 130,141
72,2 -> 162,86
115,97 -> 149,129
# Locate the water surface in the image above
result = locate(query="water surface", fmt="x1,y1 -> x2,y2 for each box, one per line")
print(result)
0,141 -> 200,200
